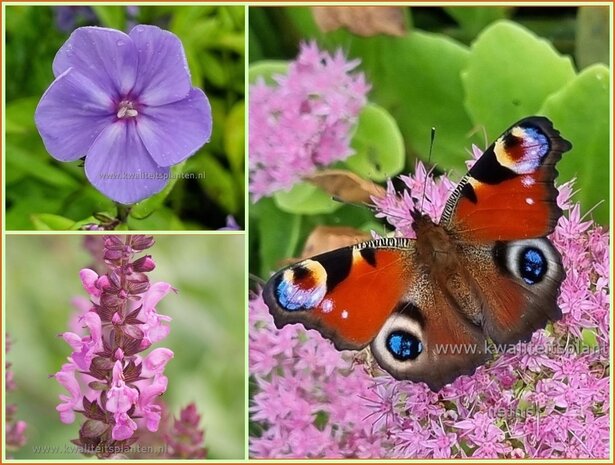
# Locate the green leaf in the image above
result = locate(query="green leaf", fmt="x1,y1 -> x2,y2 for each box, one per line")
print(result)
126,207 -> 184,230
581,328 -> 599,351
30,213 -> 75,230
540,64 -> 609,224
253,197 -> 302,276
6,97 -> 39,134
575,6 -> 610,69
444,7 -> 512,38
201,50 -> 228,88
130,162 -> 186,219
248,61 -> 288,84
6,143 -> 80,189
224,101 -> 245,174
346,103 -> 405,181
273,182 -> 340,215
347,31 -> 474,174
199,155 -> 240,214
91,6 -> 126,30
462,21 -> 576,137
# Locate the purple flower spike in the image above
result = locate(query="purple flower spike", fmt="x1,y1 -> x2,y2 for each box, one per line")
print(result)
35,25 -> 212,204
55,235 -> 175,457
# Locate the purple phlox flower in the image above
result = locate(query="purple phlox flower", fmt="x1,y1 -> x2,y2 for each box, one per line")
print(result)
219,215 -> 241,230
35,25 -> 212,204
54,6 -> 97,32
249,40 -> 370,199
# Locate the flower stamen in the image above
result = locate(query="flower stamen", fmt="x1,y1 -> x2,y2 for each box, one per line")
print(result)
117,100 -> 138,119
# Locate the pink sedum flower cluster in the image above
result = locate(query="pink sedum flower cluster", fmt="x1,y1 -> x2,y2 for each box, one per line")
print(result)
55,235 -> 175,457
249,152 -> 610,458
249,41 -> 370,199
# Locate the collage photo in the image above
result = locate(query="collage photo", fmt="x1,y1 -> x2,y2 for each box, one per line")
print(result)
2,1 -> 612,462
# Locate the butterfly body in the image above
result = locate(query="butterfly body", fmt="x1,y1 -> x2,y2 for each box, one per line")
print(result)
263,116 -> 572,391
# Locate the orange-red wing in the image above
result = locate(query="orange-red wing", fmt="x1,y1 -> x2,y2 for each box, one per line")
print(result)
263,238 -> 414,350
441,116 -> 571,242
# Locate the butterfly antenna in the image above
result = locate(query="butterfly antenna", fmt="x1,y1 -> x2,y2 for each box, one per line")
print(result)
418,127 -> 436,215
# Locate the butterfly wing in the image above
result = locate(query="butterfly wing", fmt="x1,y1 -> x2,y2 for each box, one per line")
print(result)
369,270 -> 489,391
441,116 -> 572,241
264,237 -> 490,391
440,116 -> 570,345
263,238 -> 414,350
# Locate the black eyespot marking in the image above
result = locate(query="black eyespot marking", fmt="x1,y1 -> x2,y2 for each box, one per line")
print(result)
360,248 -> 377,267
519,247 -> 547,285
460,182 -> 478,203
386,331 -> 423,361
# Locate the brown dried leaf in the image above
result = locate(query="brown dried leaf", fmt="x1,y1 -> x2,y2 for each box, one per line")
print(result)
312,6 -> 407,37
300,225 -> 372,259
306,169 -> 386,204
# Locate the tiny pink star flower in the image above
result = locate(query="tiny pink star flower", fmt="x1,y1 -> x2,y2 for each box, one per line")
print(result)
249,41 -> 370,199
250,160 -> 609,459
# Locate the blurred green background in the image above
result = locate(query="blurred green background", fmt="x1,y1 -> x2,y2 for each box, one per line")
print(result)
6,5 -> 245,230
5,235 -> 245,459
249,6 -> 610,277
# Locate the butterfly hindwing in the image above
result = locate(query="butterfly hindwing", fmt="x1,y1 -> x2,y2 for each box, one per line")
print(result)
456,238 -> 564,346
441,116 -> 572,241
370,271 -> 490,391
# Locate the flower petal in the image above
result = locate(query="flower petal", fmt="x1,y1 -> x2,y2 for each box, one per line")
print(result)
35,68 -> 115,161
129,25 -> 191,106
53,26 -> 137,98
84,120 -> 169,204
136,88 -> 212,166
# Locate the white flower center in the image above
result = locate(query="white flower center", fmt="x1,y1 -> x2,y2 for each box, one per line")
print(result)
117,100 -> 138,119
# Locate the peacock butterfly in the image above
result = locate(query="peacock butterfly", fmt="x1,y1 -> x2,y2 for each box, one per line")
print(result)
263,116 -> 572,391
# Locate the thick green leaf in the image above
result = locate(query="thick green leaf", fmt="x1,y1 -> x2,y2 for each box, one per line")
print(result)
444,7 -> 512,38
540,64 -> 609,224
91,6 -> 126,30
575,6 -> 610,69
347,32 -> 473,174
346,103 -> 405,181
253,197 -> 302,276
224,101 -> 245,174
248,60 -> 288,84
462,21 -> 576,137
273,181 -> 340,215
